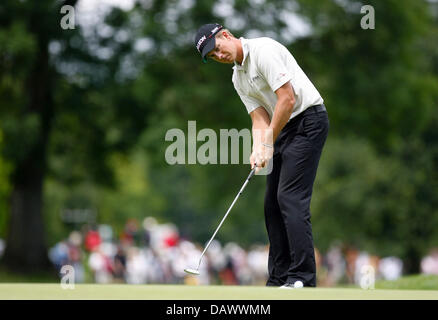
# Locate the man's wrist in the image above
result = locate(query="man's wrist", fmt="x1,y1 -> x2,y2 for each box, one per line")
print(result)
262,127 -> 274,147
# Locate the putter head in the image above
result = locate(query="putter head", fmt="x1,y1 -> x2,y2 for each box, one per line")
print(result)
184,268 -> 200,276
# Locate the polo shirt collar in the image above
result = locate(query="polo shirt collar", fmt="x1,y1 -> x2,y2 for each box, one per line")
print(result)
233,37 -> 249,70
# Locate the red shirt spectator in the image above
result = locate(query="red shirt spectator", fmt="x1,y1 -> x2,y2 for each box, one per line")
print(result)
85,230 -> 101,252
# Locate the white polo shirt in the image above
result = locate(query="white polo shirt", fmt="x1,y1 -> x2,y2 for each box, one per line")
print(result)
232,37 -> 324,120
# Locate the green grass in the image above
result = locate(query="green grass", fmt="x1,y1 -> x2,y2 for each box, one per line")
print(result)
375,274 -> 438,290
0,269 -> 437,300
0,283 -> 437,300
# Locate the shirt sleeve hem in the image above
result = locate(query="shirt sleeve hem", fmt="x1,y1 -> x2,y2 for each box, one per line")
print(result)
246,104 -> 260,114
271,76 -> 292,93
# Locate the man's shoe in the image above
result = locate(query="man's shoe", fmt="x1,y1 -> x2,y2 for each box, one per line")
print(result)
279,280 -> 304,289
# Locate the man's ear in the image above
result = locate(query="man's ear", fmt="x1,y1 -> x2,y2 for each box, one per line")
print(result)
222,31 -> 230,39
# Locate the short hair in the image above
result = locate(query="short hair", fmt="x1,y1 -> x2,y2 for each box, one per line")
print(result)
216,28 -> 235,39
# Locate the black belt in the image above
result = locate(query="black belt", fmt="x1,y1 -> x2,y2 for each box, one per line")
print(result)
304,104 -> 326,114
283,104 -> 327,131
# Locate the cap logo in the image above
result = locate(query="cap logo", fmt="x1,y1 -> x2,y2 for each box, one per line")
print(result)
196,35 -> 206,53
211,26 -> 220,34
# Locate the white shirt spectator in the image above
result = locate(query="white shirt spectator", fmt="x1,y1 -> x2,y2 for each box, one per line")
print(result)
378,256 -> 403,280
421,250 -> 438,275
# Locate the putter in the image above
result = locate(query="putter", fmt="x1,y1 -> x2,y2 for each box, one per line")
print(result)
184,166 -> 257,276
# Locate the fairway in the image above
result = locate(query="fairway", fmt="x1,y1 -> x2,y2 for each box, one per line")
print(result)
0,284 -> 437,300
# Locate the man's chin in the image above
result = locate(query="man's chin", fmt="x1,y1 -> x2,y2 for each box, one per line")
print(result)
219,59 -> 234,64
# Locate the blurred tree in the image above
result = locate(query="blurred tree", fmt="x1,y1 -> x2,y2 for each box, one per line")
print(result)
294,0 -> 438,151
312,134 -> 438,274
0,0 -> 68,271
0,0 -> 153,272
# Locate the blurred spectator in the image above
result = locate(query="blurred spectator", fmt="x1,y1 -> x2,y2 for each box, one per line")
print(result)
206,240 -> 227,282
219,258 -> 238,285
140,217 -> 153,247
85,226 -> 102,252
223,242 -> 244,285
88,248 -> 113,283
378,256 -> 403,280
154,223 -> 179,251
145,247 -> 167,283
344,246 -> 359,284
125,247 -> 148,284
49,241 -> 69,271
324,244 -> 346,286
67,231 -> 85,283
247,245 -> 269,285
98,224 -> 113,243
48,231 -> 85,283
421,249 -> 438,275
113,245 -> 127,282
314,247 -> 330,286
120,219 -> 140,246
49,219 -> 438,287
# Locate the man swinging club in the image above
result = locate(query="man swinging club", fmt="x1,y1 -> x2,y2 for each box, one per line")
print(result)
194,23 -> 329,288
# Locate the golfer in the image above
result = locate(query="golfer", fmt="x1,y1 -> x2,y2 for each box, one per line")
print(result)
194,23 -> 329,288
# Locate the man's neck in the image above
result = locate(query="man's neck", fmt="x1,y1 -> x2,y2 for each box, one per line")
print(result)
235,38 -> 244,65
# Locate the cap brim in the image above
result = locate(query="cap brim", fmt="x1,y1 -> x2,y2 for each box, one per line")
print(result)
201,38 -> 215,63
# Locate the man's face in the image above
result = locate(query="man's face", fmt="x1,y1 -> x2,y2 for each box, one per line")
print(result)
206,33 -> 236,64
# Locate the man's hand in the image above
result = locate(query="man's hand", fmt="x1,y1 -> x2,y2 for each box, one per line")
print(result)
250,142 -> 274,173
249,107 -> 274,173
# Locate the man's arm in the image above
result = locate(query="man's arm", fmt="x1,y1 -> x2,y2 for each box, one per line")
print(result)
249,106 -> 271,170
267,81 -> 296,144
249,81 -> 296,171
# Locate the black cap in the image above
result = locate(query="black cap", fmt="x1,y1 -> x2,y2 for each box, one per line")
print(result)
194,23 -> 223,63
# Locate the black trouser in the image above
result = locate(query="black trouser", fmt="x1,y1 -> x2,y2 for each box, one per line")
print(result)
264,104 -> 329,287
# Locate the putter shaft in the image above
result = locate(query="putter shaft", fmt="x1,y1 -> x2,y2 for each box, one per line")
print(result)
194,168 -> 256,271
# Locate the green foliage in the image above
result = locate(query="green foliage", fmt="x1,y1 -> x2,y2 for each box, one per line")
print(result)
148,164 -> 267,246
294,0 -> 438,151
44,148 -> 166,246
0,20 -> 38,163
0,266 -> 57,283
312,135 -> 438,263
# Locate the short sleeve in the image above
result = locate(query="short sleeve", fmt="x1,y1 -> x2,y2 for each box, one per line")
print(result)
253,45 -> 292,92
235,86 -> 261,114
